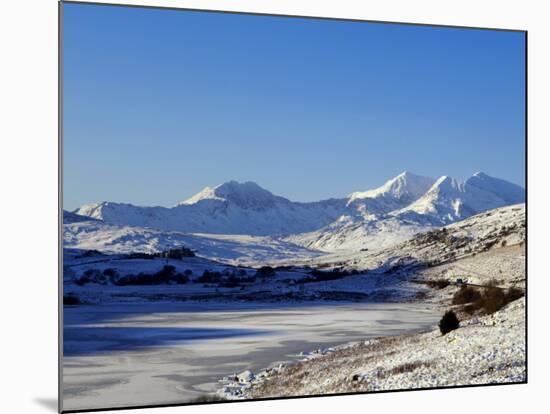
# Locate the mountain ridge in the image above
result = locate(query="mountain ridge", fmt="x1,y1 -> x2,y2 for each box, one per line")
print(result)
73,172 -> 524,250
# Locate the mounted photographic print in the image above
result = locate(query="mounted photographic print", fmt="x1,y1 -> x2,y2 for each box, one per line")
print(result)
60,1 -> 527,412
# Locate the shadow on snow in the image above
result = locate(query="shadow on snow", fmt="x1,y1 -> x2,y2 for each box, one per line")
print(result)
63,325 -> 269,357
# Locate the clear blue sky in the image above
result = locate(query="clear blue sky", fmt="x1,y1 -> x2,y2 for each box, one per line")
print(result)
63,3 -> 525,210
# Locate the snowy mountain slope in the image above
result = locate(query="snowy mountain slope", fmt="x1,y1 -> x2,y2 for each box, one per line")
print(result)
465,172 -> 525,205
63,210 -> 100,224
72,172 -> 524,253
285,215 -> 429,252
63,211 -> 322,266
300,203 -> 525,274
395,172 -> 525,225
289,172 -> 524,252
347,171 -> 435,215
73,172 -> 436,235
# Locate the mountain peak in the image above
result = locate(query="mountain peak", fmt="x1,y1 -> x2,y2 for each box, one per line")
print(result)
180,180 -> 286,209
473,171 -> 489,178
215,180 -> 267,195
398,172 -> 524,224
349,171 -> 435,203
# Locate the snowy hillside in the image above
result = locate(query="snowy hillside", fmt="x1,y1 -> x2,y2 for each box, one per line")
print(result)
226,297 -> 525,399
71,171 -> 524,253
300,203 -> 525,278
63,211 -> 322,266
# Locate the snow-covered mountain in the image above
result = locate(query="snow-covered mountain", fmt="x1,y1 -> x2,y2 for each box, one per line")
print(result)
287,172 -> 524,252
76,181 -> 346,236
72,171 -> 524,253
396,172 -> 525,225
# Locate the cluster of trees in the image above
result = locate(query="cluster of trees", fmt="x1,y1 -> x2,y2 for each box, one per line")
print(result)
154,247 -> 195,259
255,266 -> 276,278
196,269 -> 257,287
125,247 -> 196,261
297,268 -> 358,284
75,265 -> 192,286
74,265 -> 269,287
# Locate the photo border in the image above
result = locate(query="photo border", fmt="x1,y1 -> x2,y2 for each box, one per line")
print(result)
58,1 -> 528,412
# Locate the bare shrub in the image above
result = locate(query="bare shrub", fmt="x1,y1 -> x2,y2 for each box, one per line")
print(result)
476,285 -> 524,314
452,286 -> 481,305
478,286 -> 505,314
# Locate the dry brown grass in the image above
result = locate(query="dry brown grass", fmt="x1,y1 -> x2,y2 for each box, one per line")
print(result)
452,282 -> 524,315
452,286 -> 481,305
376,361 -> 432,380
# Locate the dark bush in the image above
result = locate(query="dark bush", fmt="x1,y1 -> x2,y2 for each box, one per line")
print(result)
113,274 -> 132,286
219,274 -> 241,288
75,268 -> 103,285
427,279 -> 450,289
189,394 -> 226,403
126,252 -> 155,260
155,265 -> 176,283
63,294 -> 82,306
506,287 -> 524,302
134,272 -> 155,285
110,266 -> 190,286
439,310 -> 460,335
156,246 -> 195,259
255,266 -> 276,278
120,266 -> 189,285
311,269 -> 349,280
196,270 -> 223,284
172,272 -> 190,284
294,268 -> 352,284
103,268 -> 120,284
74,276 -> 88,286
80,250 -> 104,258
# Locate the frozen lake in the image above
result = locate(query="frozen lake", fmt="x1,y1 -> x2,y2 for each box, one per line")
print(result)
62,301 -> 439,411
